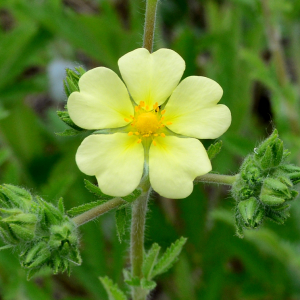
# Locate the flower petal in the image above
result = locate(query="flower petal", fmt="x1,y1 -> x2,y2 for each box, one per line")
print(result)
118,48 -> 185,108
149,136 -> 211,199
76,133 -> 144,197
68,67 -> 133,130
164,76 -> 231,139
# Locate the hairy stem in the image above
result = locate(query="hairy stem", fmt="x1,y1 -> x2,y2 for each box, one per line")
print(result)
72,198 -> 125,226
143,0 -> 159,52
130,186 -> 151,300
195,173 -> 239,186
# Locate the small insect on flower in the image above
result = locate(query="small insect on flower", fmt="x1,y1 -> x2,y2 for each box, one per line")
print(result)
67,48 -> 231,199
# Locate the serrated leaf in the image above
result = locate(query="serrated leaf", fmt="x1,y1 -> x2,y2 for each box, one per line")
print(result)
207,141 -> 222,160
67,200 -> 107,217
140,278 -> 156,291
152,237 -> 187,278
115,208 -> 128,243
55,128 -> 82,136
143,243 -> 161,280
99,276 -> 127,300
84,179 -> 114,200
122,189 -> 142,203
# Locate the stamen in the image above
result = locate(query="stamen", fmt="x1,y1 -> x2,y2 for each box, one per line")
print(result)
135,106 -> 139,112
156,107 -> 160,112
135,132 -> 139,135
128,132 -> 133,136
153,140 -> 157,146
130,115 -> 134,119
161,110 -> 166,115
154,134 -> 158,137
166,122 -> 172,125
145,105 -> 149,111
137,139 -> 142,144
160,133 -> 166,137
153,102 -> 158,110
140,101 -> 145,107
124,118 -> 130,122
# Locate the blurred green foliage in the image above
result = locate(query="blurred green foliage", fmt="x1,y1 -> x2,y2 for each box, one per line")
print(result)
0,0 -> 300,299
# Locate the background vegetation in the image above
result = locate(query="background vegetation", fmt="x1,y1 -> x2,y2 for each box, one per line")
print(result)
0,0 -> 300,299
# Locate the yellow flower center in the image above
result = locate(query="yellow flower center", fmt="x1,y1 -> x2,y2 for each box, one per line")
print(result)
135,112 -> 159,136
124,101 -> 172,145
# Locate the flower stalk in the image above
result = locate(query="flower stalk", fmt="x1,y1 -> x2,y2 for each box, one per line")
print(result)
130,187 -> 151,300
195,173 -> 238,186
72,198 -> 126,226
143,0 -> 159,52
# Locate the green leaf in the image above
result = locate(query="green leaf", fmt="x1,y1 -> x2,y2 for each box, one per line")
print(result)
122,188 -> 142,203
140,278 -> 156,290
115,208 -> 128,243
142,243 -> 161,280
67,200 -> 107,217
84,179 -> 114,200
207,141 -> 223,160
99,276 -> 127,300
58,198 -> 65,214
55,128 -> 82,137
152,237 -> 187,278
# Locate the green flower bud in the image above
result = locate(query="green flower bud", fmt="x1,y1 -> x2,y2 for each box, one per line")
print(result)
260,194 -> 285,206
262,178 -> 290,198
0,184 -> 32,210
260,145 -> 273,169
255,129 -> 278,158
238,198 -> 263,228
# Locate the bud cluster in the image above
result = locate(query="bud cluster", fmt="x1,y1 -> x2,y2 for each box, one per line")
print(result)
231,130 -> 300,237
0,184 -> 81,279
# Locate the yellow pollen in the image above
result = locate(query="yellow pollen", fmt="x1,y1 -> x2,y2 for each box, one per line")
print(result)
166,122 -> 172,125
124,118 -> 130,122
160,133 -> 166,137
154,134 -> 158,137
135,106 -> 139,112
161,110 -> 166,115
130,115 -> 134,119
140,101 -> 145,107
145,105 -> 150,111
135,132 -> 139,135
153,102 -> 158,109
135,112 -> 160,136
156,107 -> 159,112
137,139 -> 142,144
128,132 -> 133,136
153,140 -> 157,146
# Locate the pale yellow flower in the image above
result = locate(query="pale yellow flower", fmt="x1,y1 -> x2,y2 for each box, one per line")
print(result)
67,48 -> 231,199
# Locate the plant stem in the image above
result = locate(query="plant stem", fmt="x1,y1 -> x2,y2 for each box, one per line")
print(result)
72,198 -> 125,226
195,173 -> 238,186
143,0 -> 159,52
130,187 -> 151,300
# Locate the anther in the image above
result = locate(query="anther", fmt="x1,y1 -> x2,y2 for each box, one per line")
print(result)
135,106 -> 139,112
135,132 -> 139,135
161,110 -> 166,115
153,140 -> 157,146
160,133 -> 166,137
166,122 -> 172,125
153,102 -> 158,109
140,101 -> 145,107
145,105 -> 149,111
154,134 -> 158,137
130,115 -> 134,119
128,132 -> 133,136
137,139 -> 142,144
